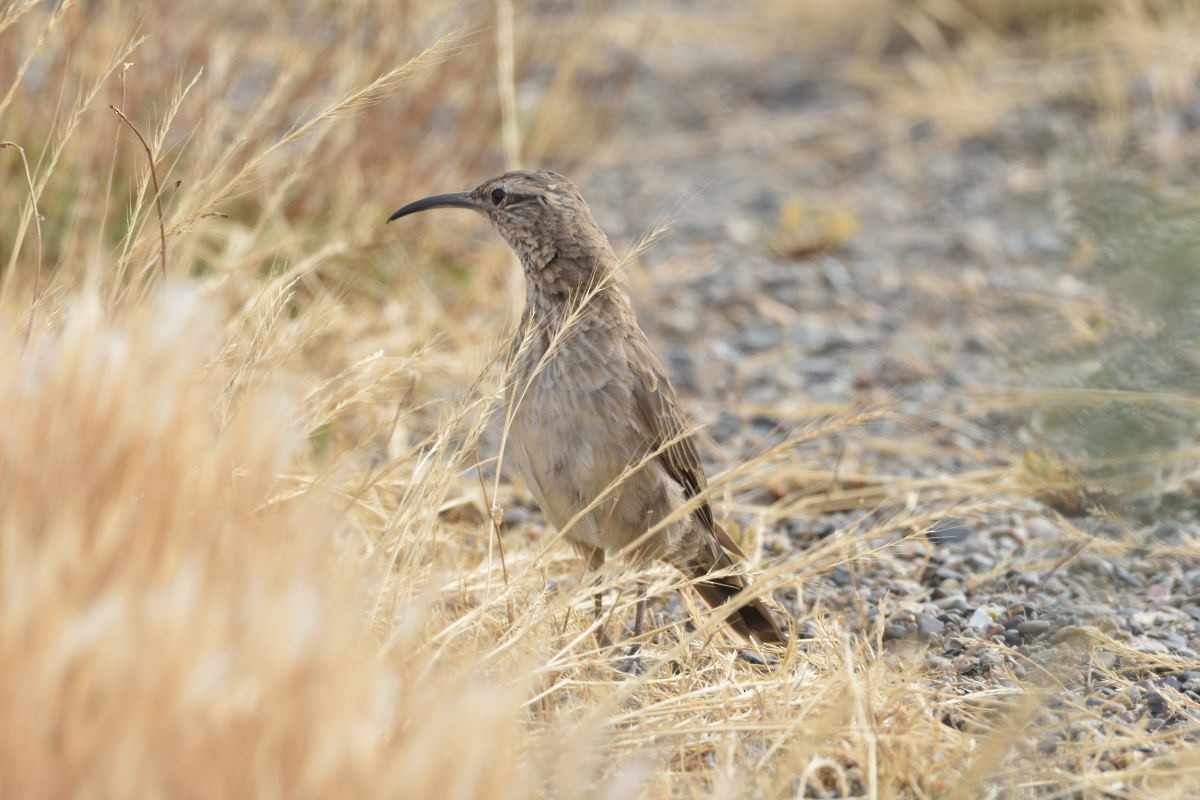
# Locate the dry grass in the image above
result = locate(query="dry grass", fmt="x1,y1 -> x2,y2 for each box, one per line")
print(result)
2,1 -> 1199,798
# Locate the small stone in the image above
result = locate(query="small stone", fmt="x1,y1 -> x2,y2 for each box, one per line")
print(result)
1132,636 -> 1172,655
927,518 -> 973,546
1017,571 -> 1042,588
1132,614 -> 1161,633
1157,676 -> 1183,692
1017,619 -> 1052,639
1151,630 -> 1188,651
925,655 -> 953,671
1026,516 -> 1060,540
1077,554 -> 1114,576
1114,565 -> 1145,588
979,652 -> 1003,670
915,613 -> 945,638
1068,720 -> 1094,738
828,567 -> 853,587
1147,583 -> 1172,601
966,553 -> 995,571
883,623 -> 908,641
1052,626 -> 1093,645
967,607 -> 995,631
935,593 -> 971,611
1075,606 -> 1118,623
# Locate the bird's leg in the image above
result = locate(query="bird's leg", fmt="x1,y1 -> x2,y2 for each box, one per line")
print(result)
631,581 -> 647,649
593,591 -> 613,649
586,545 -> 614,650
618,581 -> 648,675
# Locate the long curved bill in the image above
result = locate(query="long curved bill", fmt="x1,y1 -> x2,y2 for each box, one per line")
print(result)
387,191 -> 478,222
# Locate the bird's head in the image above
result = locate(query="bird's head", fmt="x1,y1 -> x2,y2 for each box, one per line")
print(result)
388,169 -> 617,296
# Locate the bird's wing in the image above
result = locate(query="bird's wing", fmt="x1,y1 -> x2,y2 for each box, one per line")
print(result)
626,332 -> 732,541
627,332 -> 784,645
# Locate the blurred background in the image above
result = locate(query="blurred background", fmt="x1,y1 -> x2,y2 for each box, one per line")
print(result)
2,0 -> 1199,797
6,0 -> 1198,502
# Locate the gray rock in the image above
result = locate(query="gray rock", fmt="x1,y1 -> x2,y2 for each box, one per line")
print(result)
927,518 -> 973,546
1077,554 -> 1115,576
935,593 -> 971,612
1026,516 -> 1061,541
915,613 -> 945,638
967,607 -> 995,632
1017,619 -> 1052,639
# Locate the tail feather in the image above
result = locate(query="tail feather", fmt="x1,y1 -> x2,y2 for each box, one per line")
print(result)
690,571 -> 787,645
686,521 -> 787,645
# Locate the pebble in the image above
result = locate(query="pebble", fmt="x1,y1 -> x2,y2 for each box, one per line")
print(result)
1025,516 -> 1060,540
935,593 -> 971,611
927,518 -> 973,546
978,652 -> 1003,670
828,567 -> 853,587
967,607 -> 995,631
1137,690 -> 1166,714
1115,565 -> 1146,588
925,655 -> 953,671
915,613 -> 945,638
1017,571 -> 1042,588
1017,619 -> 1052,639
1077,554 -> 1115,577
1130,636 -> 1172,655
1055,626 -> 1092,646
965,554 -> 995,572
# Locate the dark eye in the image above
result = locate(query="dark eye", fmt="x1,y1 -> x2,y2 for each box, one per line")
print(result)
490,187 -> 507,205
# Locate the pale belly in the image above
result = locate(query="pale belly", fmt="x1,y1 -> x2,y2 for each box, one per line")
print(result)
506,346 -> 693,564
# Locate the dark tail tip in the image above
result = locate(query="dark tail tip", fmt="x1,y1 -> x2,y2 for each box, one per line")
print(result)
691,575 -> 788,646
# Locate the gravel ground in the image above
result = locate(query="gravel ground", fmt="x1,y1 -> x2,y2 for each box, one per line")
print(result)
541,12 -> 1200,788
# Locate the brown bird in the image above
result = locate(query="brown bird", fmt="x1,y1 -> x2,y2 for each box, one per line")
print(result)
389,169 -> 786,655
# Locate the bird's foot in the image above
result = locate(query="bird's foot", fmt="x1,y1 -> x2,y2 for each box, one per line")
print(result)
736,648 -> 778,668
616,642 -> 647,676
